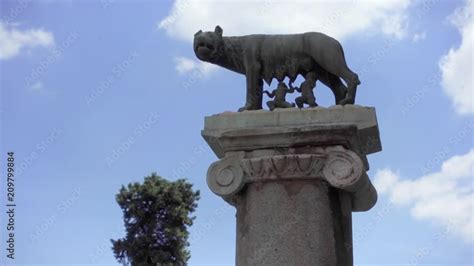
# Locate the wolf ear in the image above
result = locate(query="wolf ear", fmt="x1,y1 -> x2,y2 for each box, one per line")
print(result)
194,30 -> 203,36
214,25 -> 223,37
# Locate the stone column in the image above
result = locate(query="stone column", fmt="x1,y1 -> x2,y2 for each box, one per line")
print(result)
202,106 -> 381,266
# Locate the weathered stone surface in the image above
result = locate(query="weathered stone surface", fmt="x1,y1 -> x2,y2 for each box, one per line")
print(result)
207,152 -> 245,197
202,106 -> 382,265
236,180 -> 352,266
203,105 -> 381,159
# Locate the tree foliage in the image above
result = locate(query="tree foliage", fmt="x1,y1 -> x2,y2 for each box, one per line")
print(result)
111,173 -> 200,266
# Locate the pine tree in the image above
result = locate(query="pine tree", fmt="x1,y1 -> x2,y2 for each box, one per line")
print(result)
111,173 -> 200,266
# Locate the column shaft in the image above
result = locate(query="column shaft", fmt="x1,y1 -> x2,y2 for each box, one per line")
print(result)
235,179 -> 353,266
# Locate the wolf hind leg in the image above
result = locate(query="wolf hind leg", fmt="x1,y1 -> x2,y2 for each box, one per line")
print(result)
338,68 -> 360,105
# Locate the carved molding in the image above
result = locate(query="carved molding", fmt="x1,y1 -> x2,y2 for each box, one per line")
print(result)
207,153 -> 246,197
206,146 -> 376,211
241,154 -> 326,180
323,149 -> 364,192
240,148 -> 364,191
208,147 -> 363,194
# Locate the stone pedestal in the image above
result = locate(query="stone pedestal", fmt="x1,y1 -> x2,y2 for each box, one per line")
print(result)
202,106 -> 382,266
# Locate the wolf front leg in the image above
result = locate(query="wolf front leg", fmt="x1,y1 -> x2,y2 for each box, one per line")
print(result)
239,62 -> 263,112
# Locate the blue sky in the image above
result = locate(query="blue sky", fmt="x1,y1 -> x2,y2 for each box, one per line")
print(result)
0,0 -> 473,265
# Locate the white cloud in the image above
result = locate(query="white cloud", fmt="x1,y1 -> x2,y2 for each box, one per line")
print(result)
160,0 -> 412,77
0,22 -> 55,60
412,31 -> 426,42
439,0 -> 473,115
374,150 -> 474,243
373,168 -> 399,194
29,81 -> 43,91
174,56 -> 217,77
159,0 -> 412,41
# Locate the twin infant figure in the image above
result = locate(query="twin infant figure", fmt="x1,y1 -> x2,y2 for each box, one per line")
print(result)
263,72 -> 318,111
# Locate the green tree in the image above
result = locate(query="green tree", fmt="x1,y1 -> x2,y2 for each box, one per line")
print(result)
111,173 -> 200,266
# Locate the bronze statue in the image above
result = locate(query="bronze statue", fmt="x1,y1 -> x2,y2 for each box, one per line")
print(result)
291,72 -> 318,108
263,81 -> 295,111
194,26 -> 360,111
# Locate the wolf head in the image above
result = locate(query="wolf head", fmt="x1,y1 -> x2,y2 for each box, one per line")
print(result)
193,25 -> 224,63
